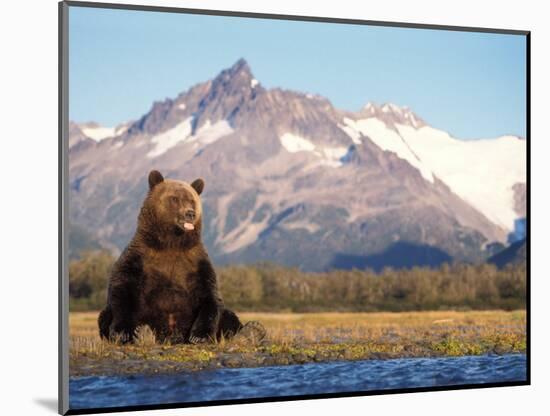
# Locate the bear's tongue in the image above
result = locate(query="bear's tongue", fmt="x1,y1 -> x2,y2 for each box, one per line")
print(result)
183,222 -> 195,231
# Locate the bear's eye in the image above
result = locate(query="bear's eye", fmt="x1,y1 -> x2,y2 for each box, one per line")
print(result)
169,196 -> 179,204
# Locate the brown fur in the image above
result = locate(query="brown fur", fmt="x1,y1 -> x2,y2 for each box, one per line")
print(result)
98,170 -> 242,344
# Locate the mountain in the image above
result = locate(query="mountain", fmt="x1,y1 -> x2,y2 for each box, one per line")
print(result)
68,59 -> 527,271
488,239 -> 527,268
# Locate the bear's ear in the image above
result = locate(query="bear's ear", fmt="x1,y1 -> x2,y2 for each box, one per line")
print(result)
191,178 -> 205,195
148,170 -> 164,190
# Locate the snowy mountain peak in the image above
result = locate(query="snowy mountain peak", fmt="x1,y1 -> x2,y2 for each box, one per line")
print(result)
359,102 -> 425,129
214,58 -> 255,86
363,102 -> 376,111
381,103 -> 402,114
230,58 -> 252,75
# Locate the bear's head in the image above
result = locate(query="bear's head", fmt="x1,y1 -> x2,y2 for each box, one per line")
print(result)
137,170 -> 205,249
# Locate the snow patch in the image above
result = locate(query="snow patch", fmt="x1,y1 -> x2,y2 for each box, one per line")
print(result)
280,133 -> 351,168
250,78 -> 259,88
322,147 -> 349,160
395,124 -> 526,230
319,159 -> 343,168
320,146 -> 349,167
345,118 -> 434,182
114,124 -> 128,136
402,112 -> 417,128
222,219 -> 269,253
284,220 -> 320,233
147,117 -> 193,158
338,118 -> 363,144
147,117 -> 233,158
81,126 -> 117,142
177,102 -> 186,110
192,119 -> 234,145
217,196 -> 270,253
280,133 -> 316,153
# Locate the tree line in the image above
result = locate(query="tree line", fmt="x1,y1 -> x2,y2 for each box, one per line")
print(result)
69,251 -> 526,312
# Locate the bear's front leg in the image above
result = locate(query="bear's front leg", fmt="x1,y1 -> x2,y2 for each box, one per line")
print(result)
108,280 -> 138,344
189,298 -> 221,344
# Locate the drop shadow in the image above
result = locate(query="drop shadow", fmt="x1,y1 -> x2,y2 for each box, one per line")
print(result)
34,398 -> 58,413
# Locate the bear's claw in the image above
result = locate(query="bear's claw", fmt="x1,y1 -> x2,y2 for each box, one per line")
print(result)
189,335 -> 208,344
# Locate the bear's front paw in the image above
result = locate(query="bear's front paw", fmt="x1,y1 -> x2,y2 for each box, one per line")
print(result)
189,335 -> 209,344
109,323 -> 136,344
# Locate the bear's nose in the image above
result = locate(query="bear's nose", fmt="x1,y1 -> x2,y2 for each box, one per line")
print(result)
183,209 -> 196,222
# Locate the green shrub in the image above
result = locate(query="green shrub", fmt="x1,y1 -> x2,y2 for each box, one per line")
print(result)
68,252 -> 527,312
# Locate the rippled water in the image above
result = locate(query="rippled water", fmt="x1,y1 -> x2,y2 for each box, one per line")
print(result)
70,354 -> 526,410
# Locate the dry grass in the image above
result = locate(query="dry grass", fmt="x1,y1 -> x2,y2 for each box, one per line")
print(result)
242,310 -> 525,342
69,310 -> 526,376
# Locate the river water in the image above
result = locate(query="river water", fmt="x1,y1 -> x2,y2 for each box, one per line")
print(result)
69,353 -> 526,410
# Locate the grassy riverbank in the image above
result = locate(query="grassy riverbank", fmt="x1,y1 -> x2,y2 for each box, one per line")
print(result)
69,310 -> 526,377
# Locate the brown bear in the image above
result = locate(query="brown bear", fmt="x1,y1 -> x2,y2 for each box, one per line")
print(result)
98,170 -> 265,344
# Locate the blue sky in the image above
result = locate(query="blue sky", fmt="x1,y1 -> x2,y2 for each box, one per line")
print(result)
69,6 -> 527,139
